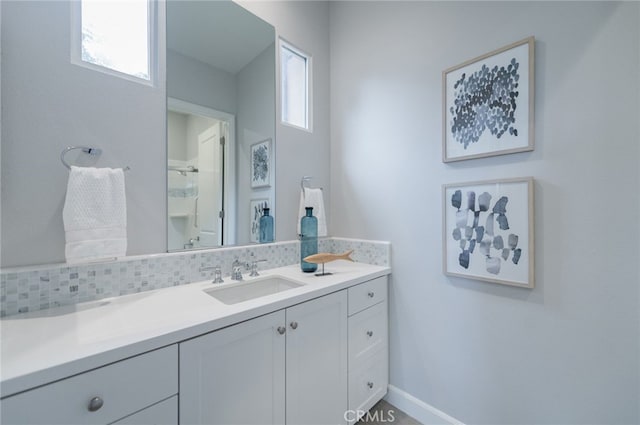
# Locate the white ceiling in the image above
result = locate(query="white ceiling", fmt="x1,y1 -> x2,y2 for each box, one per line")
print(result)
167,1 -> 275,75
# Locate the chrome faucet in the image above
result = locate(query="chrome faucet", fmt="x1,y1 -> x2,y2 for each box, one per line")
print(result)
213,266 -> 224,283
184,236 -> 200,250
200,265 -> 224,284
248,259 -> 267,277
231,259 -> 243,281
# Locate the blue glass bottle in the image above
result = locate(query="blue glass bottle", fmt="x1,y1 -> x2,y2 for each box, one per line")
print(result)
300,207 -> 318,272
259,208 -> 274,243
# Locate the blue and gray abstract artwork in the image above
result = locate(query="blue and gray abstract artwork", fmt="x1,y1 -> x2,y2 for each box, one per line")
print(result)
252,145 -> 269,182
449,58 -> 521,149
451,190 -> 521,275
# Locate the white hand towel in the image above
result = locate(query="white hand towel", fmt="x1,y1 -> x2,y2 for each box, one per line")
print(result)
63,166 -> 127,263
297,188 -> 327,237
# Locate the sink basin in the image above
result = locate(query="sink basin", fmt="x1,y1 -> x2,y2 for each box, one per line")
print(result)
203,276 -> 303,305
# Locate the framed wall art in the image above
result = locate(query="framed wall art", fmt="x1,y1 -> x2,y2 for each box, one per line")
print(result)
443,37 -> 535,162
443,177 -> 534,288
249,198 -> 270,243
250,139 -> 271,188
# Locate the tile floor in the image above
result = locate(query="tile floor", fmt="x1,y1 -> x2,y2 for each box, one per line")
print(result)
357,400 -> 421,424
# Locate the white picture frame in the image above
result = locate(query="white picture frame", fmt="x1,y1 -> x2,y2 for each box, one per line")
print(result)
249,198 -> 269,243
443,37 -> 535,162
250,139 -> 271,188
443,177 -> 534,288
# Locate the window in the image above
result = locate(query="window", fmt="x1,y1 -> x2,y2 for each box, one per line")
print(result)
72,0 -> 153,83
280,40 -> 311,131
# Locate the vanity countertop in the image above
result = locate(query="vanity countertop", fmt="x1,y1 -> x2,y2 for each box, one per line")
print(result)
0,261 -> 390,398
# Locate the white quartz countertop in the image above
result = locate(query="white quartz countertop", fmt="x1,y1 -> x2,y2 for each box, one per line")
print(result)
0,261 -> 390,398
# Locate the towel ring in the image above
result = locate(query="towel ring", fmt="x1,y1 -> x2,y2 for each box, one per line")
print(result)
60,146 -> 130,171
301,176 -> 312,192
301,176 -> 322,198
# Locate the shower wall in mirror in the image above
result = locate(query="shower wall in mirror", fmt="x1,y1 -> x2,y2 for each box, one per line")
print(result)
167,1 -> 276,250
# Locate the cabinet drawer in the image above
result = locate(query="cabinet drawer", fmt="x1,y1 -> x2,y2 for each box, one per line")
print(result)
348,277 -> 387,316
112,395 -> 177,425
348,349 -> 388,420
348,300 -> 388,365
1,345 -> 178,425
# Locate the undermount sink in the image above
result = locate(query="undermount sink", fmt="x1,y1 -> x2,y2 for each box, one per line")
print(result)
203,276 -> 303,305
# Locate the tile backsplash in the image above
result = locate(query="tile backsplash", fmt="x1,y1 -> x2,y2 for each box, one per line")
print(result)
0,238 -> 390,317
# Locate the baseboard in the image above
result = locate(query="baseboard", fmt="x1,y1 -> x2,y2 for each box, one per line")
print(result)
384,385 -> 464,425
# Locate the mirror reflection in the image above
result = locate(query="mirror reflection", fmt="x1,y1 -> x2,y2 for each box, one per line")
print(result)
166,1 -> 276,251
167,100 -> 232,250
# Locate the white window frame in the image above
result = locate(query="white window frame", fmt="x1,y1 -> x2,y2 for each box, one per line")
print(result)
279,38 -> 312,132
70,0 -> 156,86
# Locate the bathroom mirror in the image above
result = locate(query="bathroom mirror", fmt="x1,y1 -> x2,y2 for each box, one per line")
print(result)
166,1 -> 276,251
0,0 -> 277,267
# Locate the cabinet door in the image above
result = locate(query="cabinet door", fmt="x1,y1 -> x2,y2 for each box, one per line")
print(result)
179,311 -> 286,425
286,291 -> 349,425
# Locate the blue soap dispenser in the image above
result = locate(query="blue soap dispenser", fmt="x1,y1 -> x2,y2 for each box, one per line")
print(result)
259,207 -> 274,243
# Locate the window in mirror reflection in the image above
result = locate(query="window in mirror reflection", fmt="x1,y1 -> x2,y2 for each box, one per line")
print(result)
280,40 -> 311,130
74,0 -> 151,82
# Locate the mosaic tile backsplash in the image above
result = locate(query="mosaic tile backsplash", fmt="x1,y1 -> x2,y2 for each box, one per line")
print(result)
0,238 -> 390,317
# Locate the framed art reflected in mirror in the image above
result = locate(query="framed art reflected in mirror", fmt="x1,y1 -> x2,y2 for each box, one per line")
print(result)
250,139 -> 272,189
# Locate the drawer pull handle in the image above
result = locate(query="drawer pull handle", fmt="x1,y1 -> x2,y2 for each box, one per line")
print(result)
367,381 -> 374,389
367,291 -> 375,298
366,330 -> 373,337
277,326 -> 286,335
88,396 -> 104,412
290,321 -> 298,330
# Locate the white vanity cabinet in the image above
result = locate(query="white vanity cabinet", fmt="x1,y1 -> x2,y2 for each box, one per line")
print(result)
0,345 -> 178,425
286,289 -> 348,424
179,290 -> 348,425
347,276 -> 389,422
179,310 -> 286,424
1,263 -> 390,425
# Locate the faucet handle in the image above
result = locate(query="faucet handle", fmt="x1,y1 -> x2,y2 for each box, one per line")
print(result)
249,259 -> 267,277
200,265 -> 217,272
201,265 -> 224,284
213,266 -> 224,284
232,258 -> 243,281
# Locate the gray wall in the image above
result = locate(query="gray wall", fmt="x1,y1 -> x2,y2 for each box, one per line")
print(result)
167,49 -> 237,115
330,1 -> 639,423
236,44 -> 276,244
167,111 -> 188,161
239,1 -> 331,242
1,0 -> 167,267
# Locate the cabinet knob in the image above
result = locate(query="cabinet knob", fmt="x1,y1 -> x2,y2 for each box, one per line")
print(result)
367,381 -> 374,389
366,330 -> 373,337
367,291 -> 375,298
290,321 -> 298,330
87,396 -> 104,412
277,326 -> 286,335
